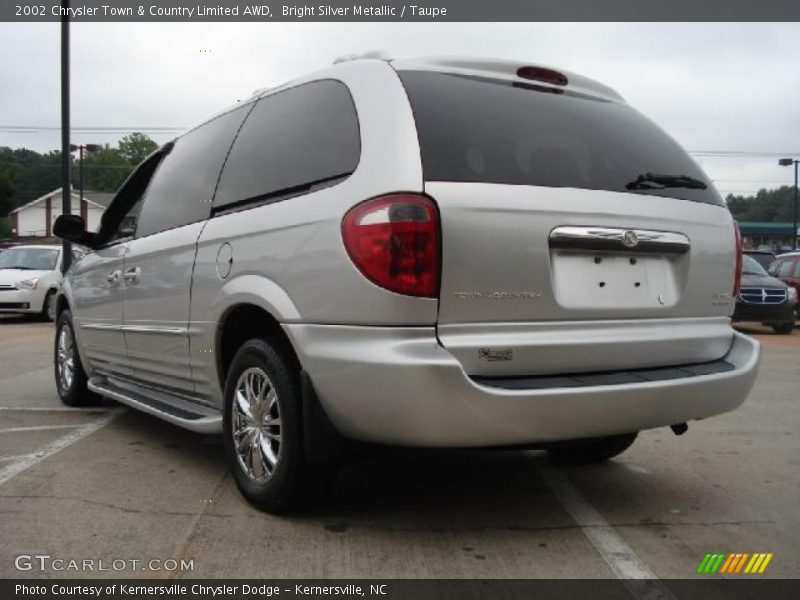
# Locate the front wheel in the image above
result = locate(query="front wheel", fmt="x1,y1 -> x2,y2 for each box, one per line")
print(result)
40,290 -> 56,322
223,338 -> 334,512
54,310 -> 100,406
772,323 -> 794,335
547,432 -> 638,464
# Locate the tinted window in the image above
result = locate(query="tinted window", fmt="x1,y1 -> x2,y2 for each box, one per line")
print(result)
136,105 -> 250,237
97,148 -> 168,246
399,71 -> 722,206
214,80 -> 360,210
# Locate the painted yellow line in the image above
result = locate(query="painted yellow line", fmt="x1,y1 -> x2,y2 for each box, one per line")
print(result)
747,554 -> 764,573
757,553 -> 773,574
720,554 -> 736,574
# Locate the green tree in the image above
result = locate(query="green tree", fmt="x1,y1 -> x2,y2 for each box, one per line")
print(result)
80,146 -> 132,193
726,186 -> 797,222
118,132 -> 158,165
0,163 -> 17,216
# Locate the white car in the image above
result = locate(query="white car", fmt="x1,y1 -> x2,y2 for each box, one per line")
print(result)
0,245 -> 69,321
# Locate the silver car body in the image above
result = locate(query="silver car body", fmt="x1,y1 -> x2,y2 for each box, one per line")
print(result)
60,56 -> 760,446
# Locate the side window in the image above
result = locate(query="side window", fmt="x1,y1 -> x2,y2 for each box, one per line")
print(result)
113,198 -> 144,241
135,104 -> 251,238
97,147 -> 169,246
778,260 -> 794,277
214,80 -> 360,211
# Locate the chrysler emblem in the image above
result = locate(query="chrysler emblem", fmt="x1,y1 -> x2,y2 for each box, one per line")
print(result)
622,230 -> 639,248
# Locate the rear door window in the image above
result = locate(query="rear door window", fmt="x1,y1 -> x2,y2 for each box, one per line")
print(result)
135,104 -> 251,238
398,70 -> 722,206
214,80 -> 360,211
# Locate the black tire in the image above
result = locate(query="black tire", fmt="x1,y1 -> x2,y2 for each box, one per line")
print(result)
547,432 -> 638,464
223,337 -> 333,512
40,290 -> 56,322
54,309 -> 100,407
772,323 -> 794,335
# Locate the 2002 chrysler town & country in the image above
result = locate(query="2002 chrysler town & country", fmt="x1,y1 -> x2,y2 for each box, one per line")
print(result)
53,55 -> 761,511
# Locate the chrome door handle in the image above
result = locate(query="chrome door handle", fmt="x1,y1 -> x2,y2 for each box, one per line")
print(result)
106,270 -> 121,285
124,267 -> 141,285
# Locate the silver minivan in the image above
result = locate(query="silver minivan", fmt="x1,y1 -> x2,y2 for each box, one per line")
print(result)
53,56 -> 761,511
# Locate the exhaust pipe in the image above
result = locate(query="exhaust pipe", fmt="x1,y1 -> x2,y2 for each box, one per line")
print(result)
670,423 -> 688,436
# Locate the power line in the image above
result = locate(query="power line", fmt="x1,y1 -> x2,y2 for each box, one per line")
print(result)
690,151 -> 800,158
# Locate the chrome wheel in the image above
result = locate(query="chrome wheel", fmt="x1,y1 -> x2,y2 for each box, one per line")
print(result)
57,324 -> 75,391
232,367 -> 281,482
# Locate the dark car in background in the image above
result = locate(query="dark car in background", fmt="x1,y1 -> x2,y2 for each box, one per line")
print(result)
769,252 -> 800,315
744,249 -> 776,270
734,255 -> 797,334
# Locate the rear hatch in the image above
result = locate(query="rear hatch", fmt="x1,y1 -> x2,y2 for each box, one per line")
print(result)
397,67 -> 737,377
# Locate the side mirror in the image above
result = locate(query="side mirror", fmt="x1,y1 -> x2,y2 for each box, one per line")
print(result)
53,215 -> 99,249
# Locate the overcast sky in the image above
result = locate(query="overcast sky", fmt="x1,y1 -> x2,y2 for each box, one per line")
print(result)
1,22 -> 799,197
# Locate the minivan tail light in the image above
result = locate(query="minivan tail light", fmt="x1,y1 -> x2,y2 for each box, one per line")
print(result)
733,220 -> 743,296
342,194 -> 440,297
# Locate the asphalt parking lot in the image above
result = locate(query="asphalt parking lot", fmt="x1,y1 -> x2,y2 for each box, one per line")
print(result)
0,316 -> 797,580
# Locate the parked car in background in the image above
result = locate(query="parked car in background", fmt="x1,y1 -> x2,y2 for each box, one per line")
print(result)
744,249 -> 776,270
733,255 -> 797,334
53,55 -> 761,512
769,251 -> 800,318
0,244 -> 67,321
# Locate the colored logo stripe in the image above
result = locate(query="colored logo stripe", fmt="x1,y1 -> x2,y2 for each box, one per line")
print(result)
698,552 -> 773,574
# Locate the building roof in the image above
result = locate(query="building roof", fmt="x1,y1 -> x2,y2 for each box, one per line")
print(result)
737,221 -> 799,236
8,187 -> 113,215
81,191 -> 114,208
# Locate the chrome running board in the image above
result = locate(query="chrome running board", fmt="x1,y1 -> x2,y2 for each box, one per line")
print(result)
88,376 -> 222,434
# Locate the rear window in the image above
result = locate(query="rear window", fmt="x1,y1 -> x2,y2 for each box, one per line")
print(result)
214,79 -> 360,211
398,71 -> 723,206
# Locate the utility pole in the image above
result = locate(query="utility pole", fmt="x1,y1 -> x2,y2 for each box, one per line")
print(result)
60,0 -> 71,273
779,158 -> 799,251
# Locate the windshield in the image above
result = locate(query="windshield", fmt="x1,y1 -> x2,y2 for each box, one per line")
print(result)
0,247 -> 59,271
741,255 -> 769,277
399,70 -> 723,205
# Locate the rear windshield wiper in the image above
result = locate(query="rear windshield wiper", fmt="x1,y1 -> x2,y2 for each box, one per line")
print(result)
626,173 -> 708,191
0,266 -> 34,270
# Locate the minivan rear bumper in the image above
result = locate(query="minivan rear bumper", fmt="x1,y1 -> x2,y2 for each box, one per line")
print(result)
284,324 -> 760,447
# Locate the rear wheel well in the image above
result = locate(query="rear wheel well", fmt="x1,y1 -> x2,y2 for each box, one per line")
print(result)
217,304 -> 299,389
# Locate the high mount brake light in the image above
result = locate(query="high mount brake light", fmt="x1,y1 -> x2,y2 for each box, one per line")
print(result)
342,194 -> 440,298
516,66 -> 568,86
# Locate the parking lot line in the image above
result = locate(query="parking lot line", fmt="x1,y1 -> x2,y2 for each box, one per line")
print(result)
534,461 -> 677,600
0,424 -> 83,434
0,454 -> 34,462
0,410 -> 122,487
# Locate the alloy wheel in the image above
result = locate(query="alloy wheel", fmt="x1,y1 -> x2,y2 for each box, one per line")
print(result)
232,367 -> 282,482
57,324 -> 75,391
